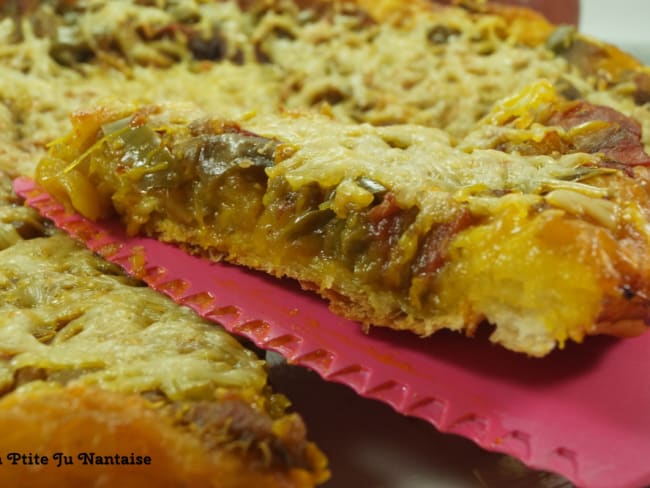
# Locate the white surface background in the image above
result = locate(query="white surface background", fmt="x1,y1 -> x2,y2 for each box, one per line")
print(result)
267,2 -> 650,487
581,0 -> 650,62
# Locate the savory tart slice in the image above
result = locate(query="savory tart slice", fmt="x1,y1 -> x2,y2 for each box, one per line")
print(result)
36,80 -> 650,357
0,174 -> 328,487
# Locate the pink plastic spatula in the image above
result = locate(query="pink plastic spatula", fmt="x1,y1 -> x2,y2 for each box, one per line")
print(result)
14,176 -> 650,488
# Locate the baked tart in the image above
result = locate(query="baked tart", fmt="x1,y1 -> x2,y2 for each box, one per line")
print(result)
35,80 -> 650,356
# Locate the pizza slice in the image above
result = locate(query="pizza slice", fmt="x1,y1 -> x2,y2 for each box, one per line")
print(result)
0,174 -> 328,487
35,79 -> 650,357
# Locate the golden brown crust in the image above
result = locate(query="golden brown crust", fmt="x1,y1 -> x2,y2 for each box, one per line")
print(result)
0,385 -> 328,488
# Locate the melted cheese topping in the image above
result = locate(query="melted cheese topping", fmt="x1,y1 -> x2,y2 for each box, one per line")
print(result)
247,107 -> 600,217
1,0 -> 648,181
0,230 -> 266,400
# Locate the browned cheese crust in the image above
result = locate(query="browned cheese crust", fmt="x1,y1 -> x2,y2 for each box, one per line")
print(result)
0,385 -> 326,488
